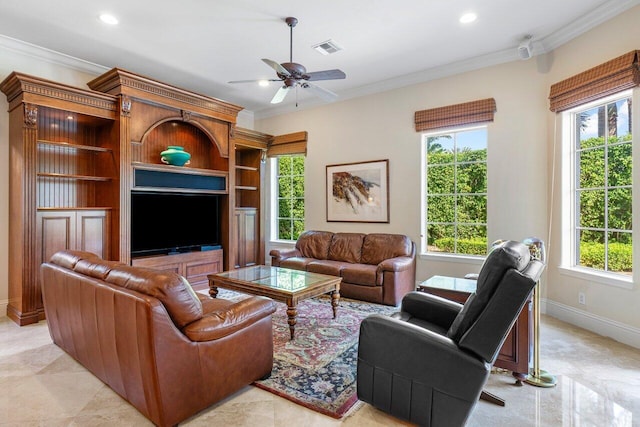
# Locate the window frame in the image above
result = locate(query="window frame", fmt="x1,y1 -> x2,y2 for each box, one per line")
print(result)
420,125 -> 488,259
270,154 -> 305,243
559,90 -> 635,289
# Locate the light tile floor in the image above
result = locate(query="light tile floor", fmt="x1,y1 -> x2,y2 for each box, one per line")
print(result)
1,314 -> 639,426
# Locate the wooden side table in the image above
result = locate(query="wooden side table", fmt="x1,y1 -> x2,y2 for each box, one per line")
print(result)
417,275 -> 532,384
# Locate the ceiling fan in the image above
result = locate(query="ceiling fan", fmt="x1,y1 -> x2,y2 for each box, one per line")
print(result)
229,17 -> 346,104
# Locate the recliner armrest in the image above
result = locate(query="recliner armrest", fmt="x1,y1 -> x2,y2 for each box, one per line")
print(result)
182,296 -> 276,341
400,291 -> 462,329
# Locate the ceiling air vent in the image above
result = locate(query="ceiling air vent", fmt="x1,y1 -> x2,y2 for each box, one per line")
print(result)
312,39 -> 343,55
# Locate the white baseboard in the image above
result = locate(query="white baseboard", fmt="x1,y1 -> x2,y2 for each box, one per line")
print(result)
543,299 -> 640,349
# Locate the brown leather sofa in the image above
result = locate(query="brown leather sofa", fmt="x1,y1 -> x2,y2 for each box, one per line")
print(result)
270,231 -> 416,306
40,250 -> 276,427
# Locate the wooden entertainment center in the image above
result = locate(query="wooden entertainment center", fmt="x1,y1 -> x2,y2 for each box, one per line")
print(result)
0,68 -> 280,325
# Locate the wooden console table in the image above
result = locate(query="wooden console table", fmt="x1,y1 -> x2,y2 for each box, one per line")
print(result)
418,275 -> 532,384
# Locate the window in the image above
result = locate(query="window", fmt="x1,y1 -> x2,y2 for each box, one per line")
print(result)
568,94 -> 632,275
423,126 -> 487,255
274,155 -> 305,241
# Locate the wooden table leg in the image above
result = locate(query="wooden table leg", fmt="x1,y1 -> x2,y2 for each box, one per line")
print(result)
209,284 -> 218,298
286,304 -> 297,340
331,290 -> 340,319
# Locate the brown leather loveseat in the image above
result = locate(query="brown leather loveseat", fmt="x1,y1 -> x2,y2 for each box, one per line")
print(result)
270,231 -> 416,306
40,250 -> 276,427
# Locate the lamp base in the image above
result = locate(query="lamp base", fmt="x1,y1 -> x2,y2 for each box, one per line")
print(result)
524,369 -> 557,388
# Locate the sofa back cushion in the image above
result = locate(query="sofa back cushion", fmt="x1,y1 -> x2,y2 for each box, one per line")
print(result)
296,230 -> 334,259
49,250 -> 203,329
328,233 -> 365,263
361,233 -> 413,265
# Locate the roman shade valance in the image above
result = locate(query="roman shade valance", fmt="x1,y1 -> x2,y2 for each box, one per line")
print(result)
549,50 -> 640,113
267,131 -> 308,157
414,98 -> 497,132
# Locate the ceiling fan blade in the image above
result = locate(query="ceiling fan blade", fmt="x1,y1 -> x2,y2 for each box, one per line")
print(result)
228,79 -> 281,84
302,82 -> 338,102
262,58 -> 291,77
270,86 -> 291,104
305,69 -> 346,81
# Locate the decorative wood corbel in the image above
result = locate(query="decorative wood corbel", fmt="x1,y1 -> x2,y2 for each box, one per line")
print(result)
24,103 -> 37,128
121,96 -> 132,117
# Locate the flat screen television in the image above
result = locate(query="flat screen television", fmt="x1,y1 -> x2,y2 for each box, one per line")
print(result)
131,191 -> 221,257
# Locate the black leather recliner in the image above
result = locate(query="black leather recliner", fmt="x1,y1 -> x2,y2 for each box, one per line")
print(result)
356,240 -> 545,426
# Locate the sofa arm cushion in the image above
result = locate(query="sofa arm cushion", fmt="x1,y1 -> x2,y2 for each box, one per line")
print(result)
183,296 -> 276,341
269,248 -> 302,263
377,256 -> 415,272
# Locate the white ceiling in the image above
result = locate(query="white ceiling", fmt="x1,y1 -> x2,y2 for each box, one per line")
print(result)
0,0 -> 638,119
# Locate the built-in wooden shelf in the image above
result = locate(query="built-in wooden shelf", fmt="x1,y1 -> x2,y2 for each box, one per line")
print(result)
37,140 -> 113,153
235,165 -> 258,171
37,172 -> 112,181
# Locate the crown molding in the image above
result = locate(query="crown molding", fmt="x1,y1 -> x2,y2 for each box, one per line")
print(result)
0,34 -> 108,75
537,0 -> 640,53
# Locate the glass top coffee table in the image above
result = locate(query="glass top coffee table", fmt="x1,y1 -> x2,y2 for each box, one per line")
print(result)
208,266 -> 342,340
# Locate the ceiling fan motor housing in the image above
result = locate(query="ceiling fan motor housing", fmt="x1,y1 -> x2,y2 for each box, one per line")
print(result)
279,62 -> 309,80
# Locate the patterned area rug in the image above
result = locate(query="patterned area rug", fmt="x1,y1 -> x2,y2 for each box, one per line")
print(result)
211,289 -> 397,419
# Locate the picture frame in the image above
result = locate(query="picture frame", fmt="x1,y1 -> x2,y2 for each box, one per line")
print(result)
326,159 -> 389,223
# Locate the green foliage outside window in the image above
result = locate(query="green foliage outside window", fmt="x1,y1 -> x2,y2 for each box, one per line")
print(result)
277,155 -> 305,240
425,129 -> 488,255
574,95 -> 632,274
576,135 -> 632,273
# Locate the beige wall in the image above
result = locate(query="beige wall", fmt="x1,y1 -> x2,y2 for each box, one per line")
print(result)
1,7 -> 639,347
257,6 -> 640,346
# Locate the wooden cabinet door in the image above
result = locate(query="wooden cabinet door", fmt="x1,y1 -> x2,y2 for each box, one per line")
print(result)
37,211 -> 77,268
234,208 -> 258,268
76,210 -> 110,259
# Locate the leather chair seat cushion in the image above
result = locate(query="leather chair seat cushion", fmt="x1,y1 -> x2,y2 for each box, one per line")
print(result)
361,234 -> 413,265
280,257 -> 315,271
341,263 -> 378,287
296,230 -> 334,259
328,233 -> 365,263
447,241 -> 531,341
306,260 -> 348,276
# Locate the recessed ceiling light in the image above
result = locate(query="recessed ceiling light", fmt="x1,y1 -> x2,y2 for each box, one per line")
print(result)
258,80 -> 270,87
459,12 -> 477,24
99,13 -> 119,25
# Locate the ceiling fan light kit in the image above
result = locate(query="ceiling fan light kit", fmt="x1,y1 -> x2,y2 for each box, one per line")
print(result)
229,16 -> 346,105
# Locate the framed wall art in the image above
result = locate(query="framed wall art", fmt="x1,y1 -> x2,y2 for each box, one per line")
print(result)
326,159 -> 389,223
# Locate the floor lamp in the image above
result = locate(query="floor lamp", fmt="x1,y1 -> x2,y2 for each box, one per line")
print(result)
522,237 -> 557,388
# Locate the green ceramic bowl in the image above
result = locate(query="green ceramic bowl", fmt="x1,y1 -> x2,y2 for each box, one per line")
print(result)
160,146 -> 191,166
